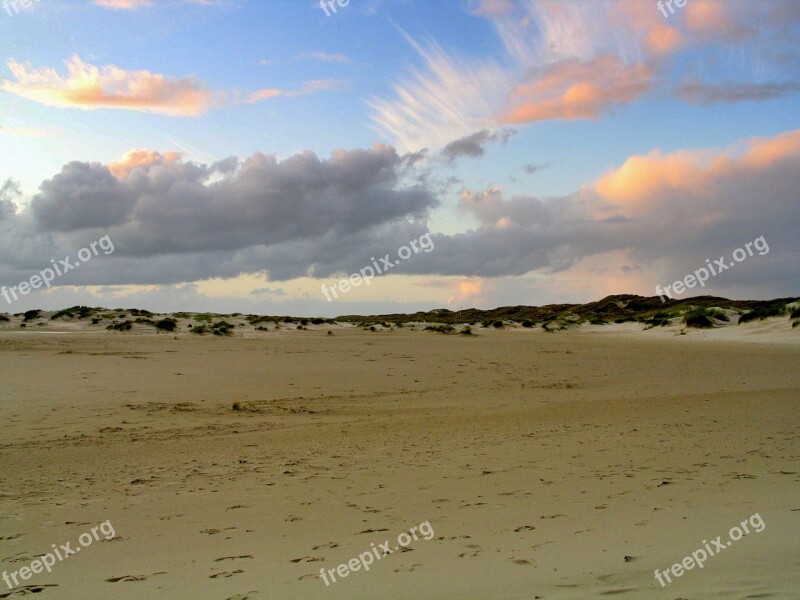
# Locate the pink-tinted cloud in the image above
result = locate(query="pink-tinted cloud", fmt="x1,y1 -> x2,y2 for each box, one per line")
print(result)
94,0 -> 153,9
1,55 -> 214,116
108,149 -> 183,179
505,56 -> 654,124
246,79 -> 342,104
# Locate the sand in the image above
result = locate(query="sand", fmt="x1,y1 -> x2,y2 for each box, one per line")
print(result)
1,322 -> 798,599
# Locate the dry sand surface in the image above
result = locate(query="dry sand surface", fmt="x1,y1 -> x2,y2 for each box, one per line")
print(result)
1,323 -> 798,599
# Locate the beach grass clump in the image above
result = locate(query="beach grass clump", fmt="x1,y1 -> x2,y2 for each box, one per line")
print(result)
683,307 -> 727,328
211,321 -> 234,335
23,309 -> 42,322
738,303 -> 786,324
51,306 -> 96,320
424,324 -> 455,334
106,320 -> 133,332
155,318 -> 178,332
460,326 -> 473,335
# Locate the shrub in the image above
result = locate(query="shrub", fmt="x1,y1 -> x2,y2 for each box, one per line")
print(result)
327,330 -> 333,336
211,321 -> 233,335
369,326 -> 376,331
283,317 -> 295,324
23,309 -> 42,322
311,318 -> 325,325
50,306 -> 95,320
521,320 -> 534,328
0,314 -> 9,322
107,320 -> 133,332
155,318 -> 178,332
300,318 -> 309,326
683,307 -> 726,328
590,318 -> 607,325
790,307 -> 800,320
738,304 -> 786,324
492,321 -> 504,328
424,324 -> 455,334
190,325 -> 209,335
460,326 -> 473,335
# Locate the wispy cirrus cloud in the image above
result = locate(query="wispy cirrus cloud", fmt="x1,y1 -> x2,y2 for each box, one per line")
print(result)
677,80 -> 800,105
94,0 -> 217,8
371,0 -> 798,152
297,51 -> 352,64
246,79 -> 342,104
0,124 -> 53,137
1,55 -> 214,116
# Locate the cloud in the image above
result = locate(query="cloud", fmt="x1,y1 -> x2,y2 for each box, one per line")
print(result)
523,162 -> 545,174
108,149 -> 183,179
368,34 -> 511,152
505,55 -> 654,124
371,0 -> 798,151
440,129 -> 514,162
1,132 -> 797,306
298,52 -> 352,64
467,0 -> 513,18
0,124 -> 52,137
94,0 -> 152,8
94,0 -> 217,8
246,89 -> 282,103
246,79 -> 342,103
677,80 -> 800,105
1,55 -> 214,116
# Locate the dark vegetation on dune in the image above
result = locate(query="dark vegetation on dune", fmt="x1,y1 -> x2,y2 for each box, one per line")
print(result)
5,295 -> 798,334
337,294 -> 799,329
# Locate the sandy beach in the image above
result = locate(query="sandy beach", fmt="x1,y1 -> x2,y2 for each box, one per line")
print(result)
1,321 -> 798,599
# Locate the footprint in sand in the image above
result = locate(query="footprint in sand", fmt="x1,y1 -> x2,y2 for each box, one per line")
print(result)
210,570 -> 244,579
106,573 -> 165,582
0,585 -> 58,597
312,542 -> 338,550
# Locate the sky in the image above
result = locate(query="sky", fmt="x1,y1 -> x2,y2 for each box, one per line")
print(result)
0,0 -> 798,316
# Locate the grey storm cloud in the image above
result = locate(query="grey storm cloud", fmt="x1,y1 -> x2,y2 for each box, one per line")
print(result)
0,134 -> 798,297
440,129 -> 515,162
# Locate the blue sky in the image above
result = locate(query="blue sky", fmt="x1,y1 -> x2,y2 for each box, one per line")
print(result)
0,0 -> 798,315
